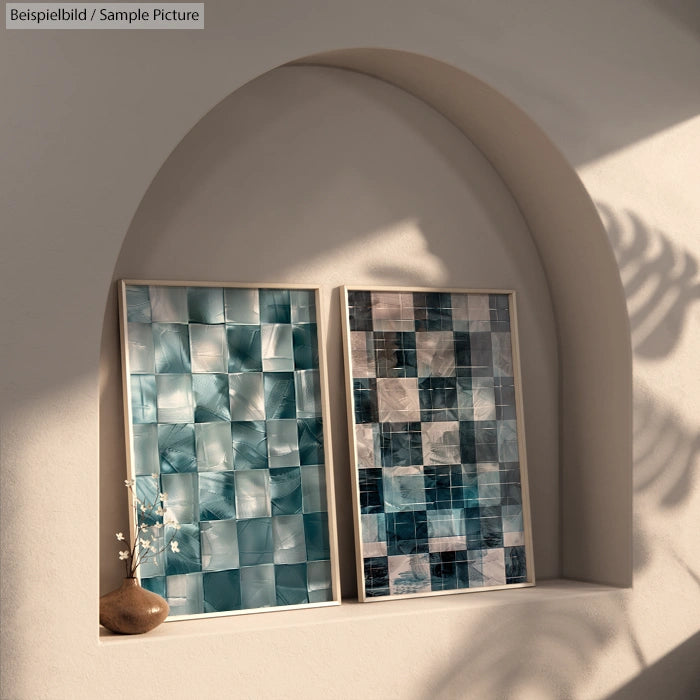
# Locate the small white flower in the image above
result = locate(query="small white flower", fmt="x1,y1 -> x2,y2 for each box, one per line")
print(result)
170,540 -> 180,553
151,473 -> 159,481
158,492 -> 168,501
139,538 -> 151,548
115,532 -> 125,541
154,522 -> 163,530
150,544 -> 157,553
124,479 -> 135,488
140,504 -> 147,513
140,523 -> 148,532
155,506 -> 164,516
118,550 -> 130,560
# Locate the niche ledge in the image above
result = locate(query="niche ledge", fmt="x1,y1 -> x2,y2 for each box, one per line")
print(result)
99,578 -> 620,644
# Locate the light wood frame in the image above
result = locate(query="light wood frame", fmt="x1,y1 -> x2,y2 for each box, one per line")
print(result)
340,285 -> 535,602
118,279 -> 341,619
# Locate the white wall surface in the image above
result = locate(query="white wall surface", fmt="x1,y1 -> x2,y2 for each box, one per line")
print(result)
1,1 -> 699,698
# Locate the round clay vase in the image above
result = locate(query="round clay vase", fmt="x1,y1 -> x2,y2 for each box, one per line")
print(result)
100,577 -> 169,634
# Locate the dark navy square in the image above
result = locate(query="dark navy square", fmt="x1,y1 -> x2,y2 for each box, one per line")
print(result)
373,332 -> 417,378
347,291 -> 373,331
459,421 -> 476,463
379,422 -> 423,467
505,545 -> 527,583
419,377 -> 458,421
353,378 -> 378,424
430,551 -> 458,591
359,468 -> 384,514
413,292 -> 453,331
386,511 -> 428,555
364,556 -> 389,597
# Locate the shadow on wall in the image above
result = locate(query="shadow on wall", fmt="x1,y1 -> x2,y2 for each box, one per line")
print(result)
605,631 -> 700,700
423,595 -> 622,699
598,202 -> 700,359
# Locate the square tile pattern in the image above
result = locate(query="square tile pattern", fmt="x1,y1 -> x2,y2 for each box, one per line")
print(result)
347,290 -> 529,598
124,284 -> 333,615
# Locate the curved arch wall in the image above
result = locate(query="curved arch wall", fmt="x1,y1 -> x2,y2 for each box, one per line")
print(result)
100,64 -> 561,595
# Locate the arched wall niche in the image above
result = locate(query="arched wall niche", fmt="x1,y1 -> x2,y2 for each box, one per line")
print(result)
101,49 -> 631,596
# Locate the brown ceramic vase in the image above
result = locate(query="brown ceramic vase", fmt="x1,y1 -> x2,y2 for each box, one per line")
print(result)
100,577 -> 169,634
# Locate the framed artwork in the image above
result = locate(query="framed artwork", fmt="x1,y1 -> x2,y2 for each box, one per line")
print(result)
118,280 -> 340,619
340,287 -> 535,601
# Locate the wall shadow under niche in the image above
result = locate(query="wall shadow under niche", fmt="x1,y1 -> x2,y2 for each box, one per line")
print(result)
100,56 -> 631,602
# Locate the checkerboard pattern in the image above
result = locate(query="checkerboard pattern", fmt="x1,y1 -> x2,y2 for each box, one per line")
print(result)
122,284 -> 334,616
346,290 -> 530,598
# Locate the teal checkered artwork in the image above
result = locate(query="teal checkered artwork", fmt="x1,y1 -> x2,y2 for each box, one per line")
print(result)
343,288 -> 534,600
120,282 -> 337,617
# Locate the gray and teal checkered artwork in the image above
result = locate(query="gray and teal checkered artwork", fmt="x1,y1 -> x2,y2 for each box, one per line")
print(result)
345,289 -> 531,599
122,283 -> 334,616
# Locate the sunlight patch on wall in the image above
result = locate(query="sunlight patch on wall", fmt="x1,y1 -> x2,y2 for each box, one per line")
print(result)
282,219 -> 449,288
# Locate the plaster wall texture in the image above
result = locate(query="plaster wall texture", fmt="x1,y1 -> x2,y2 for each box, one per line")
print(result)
1,1 -> 699,699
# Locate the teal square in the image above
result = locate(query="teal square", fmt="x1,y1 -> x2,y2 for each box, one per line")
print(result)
149,285 -> 188,323
259,289 -> 291,324
161,472 -> 198,523
227,325 -> 262,372
126,285 -> 151,323
153,323 -> 191,373
200,520 -> 239,572
188,287 -> 224,324
270,467 -> 302,515
127,322 -> 155,374
263,373 -> 296,419
272,514 -> 307,564
130,375 -> 157,424
195,422 -> 233,471
158,423 -> 196,473
307,560 -> 333,603
290,290 -> 316,323
199,471 -> 236,521
165,573 -> 204,616
132,424 -> 159,475
303,512 -> 330,561
164,523 -> 201,575
298,418 -> 324,466
203,569 -> 241,613
192,373 -> 230,422
301,464 -> 326,513
241,564 -> 276,609
275,563 -> 308,606
292,323 -> 319,370
224,288 -> 260,324
237,518 -> 273,566
231,421 -> 268,470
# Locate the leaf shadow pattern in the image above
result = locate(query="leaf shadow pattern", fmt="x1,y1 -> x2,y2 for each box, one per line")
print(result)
598,202 -> 700,359
633,386 -> 700,509
423,597 -> 621,700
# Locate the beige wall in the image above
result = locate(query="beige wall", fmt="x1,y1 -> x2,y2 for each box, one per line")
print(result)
1,1 -> 699,698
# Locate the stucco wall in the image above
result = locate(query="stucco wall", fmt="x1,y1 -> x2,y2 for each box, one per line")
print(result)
1,2 -> 699,698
